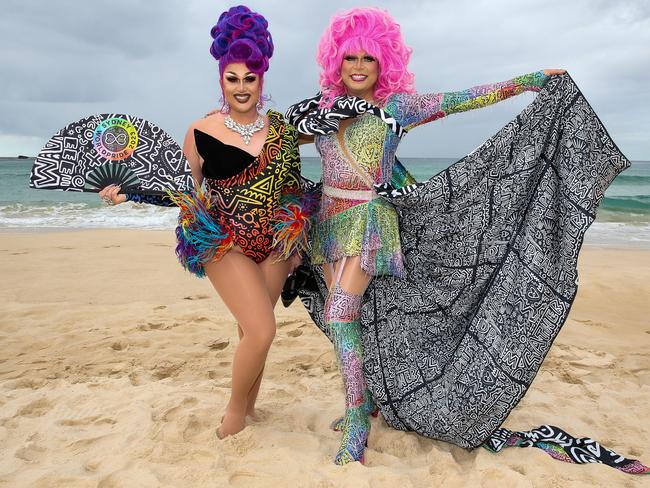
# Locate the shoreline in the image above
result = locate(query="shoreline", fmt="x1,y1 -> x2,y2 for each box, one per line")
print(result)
2,226 -> 649,250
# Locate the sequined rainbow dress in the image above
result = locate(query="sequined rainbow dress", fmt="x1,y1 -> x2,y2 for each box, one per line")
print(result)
288,74 -> 649,474
310,72 -> 548,277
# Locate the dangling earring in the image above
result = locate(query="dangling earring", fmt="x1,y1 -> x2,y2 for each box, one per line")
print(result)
256,90 -> 263,111
219,95 -> 230,114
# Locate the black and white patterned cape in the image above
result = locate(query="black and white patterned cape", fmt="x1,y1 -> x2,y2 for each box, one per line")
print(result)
292,75 -> 648,473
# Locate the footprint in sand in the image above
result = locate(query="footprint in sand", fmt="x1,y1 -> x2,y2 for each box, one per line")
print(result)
510,464 -> 528,476
153,305 -> 167,310
83,459 -> 102,473
56,415 -> 100,426
155,397 -> 199,422
57,415 -> 117,427
554,365 -> 585,385
207,339 -> 229,351
95,417 -> 118,426
128,370 -> 147,386
67,434 -> 119,455
14,442 -> 46,462
287,329 -> 303,338
290,362 -> 322,378
181,413 -> 209,441
138,321 -> 174,331
276,319 -> 303,328
151,360 -> 185,380
183,294 -> 210,301
110,341 -> 128,351
322,362 -> 338,374
11,378 -> 48,390
16,398 -> 52,417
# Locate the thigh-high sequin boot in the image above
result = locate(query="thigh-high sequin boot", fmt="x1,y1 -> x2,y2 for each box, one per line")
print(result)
324,284 -> 369,465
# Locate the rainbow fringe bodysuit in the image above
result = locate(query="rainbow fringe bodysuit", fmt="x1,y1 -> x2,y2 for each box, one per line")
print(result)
127,110 -> 314,277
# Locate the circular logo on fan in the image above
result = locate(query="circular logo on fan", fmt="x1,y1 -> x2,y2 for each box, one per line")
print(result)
93,118 -> 138,161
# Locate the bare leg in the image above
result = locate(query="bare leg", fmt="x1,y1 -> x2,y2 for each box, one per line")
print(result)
234,324 -> 262,420
243,254 -> 292,419
323,259 -> 370,293
204,249 -> 277,438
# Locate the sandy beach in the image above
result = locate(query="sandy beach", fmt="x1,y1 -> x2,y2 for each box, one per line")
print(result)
0,229 -> 648,487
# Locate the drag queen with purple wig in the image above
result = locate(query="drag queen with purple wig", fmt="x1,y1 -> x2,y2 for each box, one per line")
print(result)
101,5 -> 312,439
288,7 -> 648,474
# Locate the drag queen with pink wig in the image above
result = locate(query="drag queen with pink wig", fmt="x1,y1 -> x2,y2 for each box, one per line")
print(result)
287,7 -> 648,474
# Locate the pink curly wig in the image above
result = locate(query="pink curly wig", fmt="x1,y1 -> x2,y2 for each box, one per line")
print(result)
317,7 -> 415,107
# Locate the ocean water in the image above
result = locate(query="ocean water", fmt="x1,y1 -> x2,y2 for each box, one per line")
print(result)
2,157 -> 650,247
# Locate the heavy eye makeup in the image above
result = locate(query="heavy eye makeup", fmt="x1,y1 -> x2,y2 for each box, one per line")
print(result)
224,75 -> 258,84
343,55 -> 376,63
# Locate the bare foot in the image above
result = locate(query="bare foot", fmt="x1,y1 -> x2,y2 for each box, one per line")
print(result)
216,409 -> 246,439
220,409 -> 260,424
246,409 -> 260,422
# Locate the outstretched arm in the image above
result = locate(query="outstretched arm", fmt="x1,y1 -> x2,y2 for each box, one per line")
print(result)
392,70 -> 558,131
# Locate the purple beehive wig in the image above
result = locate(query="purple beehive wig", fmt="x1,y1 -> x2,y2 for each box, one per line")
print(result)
210,5 -> 274,77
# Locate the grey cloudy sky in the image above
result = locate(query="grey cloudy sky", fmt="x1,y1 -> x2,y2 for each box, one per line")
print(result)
1,0 -> 648,159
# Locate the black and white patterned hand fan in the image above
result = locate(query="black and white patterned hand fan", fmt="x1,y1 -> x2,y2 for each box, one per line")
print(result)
30,114 -> 193,195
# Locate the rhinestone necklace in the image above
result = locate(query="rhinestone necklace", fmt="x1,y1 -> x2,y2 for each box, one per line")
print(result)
224,115 -> 265,145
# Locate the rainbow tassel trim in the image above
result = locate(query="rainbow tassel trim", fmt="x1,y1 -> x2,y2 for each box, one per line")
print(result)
168,188 -> 233,277
272,189 -> 319,261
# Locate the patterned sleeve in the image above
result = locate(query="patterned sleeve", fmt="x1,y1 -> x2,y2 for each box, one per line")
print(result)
272,121 -> 318,260
392,71 -> 549,131
282,123 -> 302,192
125,193 -> 177,207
